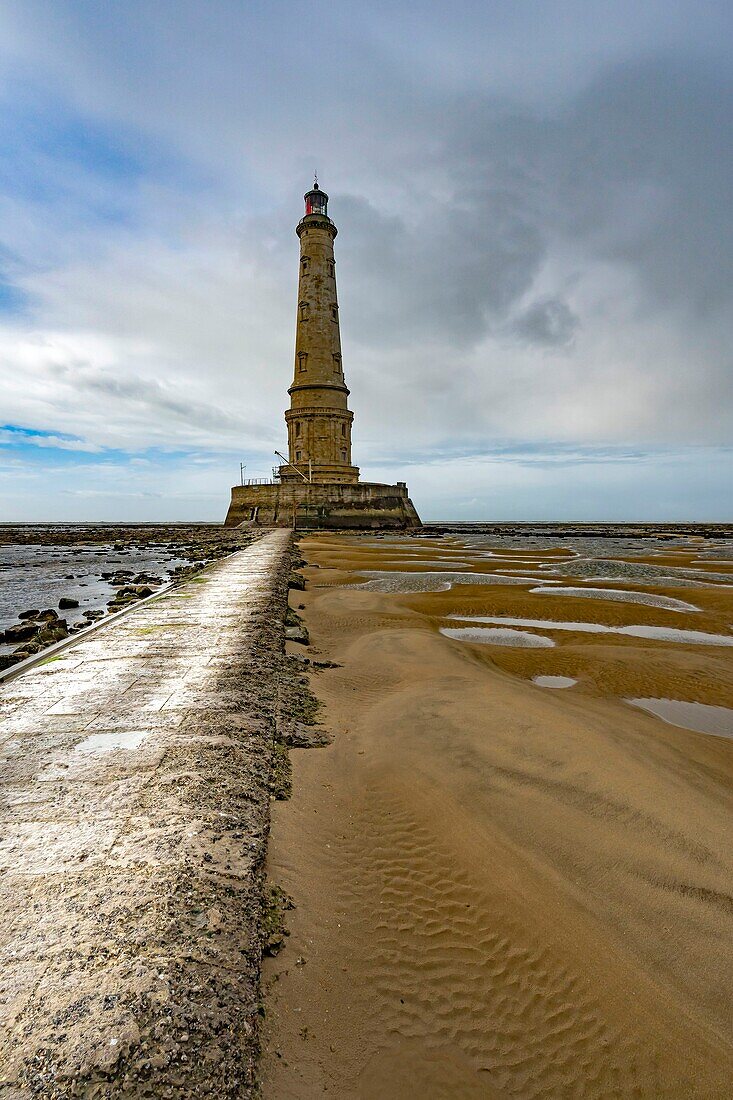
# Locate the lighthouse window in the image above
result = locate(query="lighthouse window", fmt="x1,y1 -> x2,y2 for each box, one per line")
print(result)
295,422 -> 301,436
341,423 -> 346,437
333,353 -> 341,372
341,450 -> 347,462
331,304 -> 338,322
298,352 -> 308,372
299,301 -> 309,321
301,257 -> 309,273
296,451 -> 302,462
327,260 -> 335,277
306,192 -> 327,215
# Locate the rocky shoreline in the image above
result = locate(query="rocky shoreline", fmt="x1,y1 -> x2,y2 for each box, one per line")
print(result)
0,526 -> 257,673
421,521 -> 733,539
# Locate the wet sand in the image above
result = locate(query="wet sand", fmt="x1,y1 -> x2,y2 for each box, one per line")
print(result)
262,533 -> 733,1098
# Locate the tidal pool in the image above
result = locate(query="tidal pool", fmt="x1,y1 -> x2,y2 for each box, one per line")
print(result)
628,698 -> 733,739
448,615 -> 733,646
533,675 -> 577,688
440,626 -> 555,648
529,586 -> 700,613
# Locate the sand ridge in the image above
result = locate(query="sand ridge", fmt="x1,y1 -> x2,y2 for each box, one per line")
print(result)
261,532 -> 733,1098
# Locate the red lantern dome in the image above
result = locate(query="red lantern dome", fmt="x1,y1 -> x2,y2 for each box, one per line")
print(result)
304,177 -> 328,217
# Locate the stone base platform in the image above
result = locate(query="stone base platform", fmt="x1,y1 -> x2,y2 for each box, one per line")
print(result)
224,480 -> 421,530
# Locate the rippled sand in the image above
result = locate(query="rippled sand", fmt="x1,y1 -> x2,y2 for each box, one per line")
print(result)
262,531 -> 733,1098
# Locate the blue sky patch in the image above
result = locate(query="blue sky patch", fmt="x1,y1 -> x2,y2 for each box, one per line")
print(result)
0,279 -> 28,314
0,79 -> 211,228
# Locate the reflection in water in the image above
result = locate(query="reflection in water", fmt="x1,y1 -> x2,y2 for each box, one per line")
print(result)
533,675 -> 577,689
440,626 -> 555,648
448,615 -> 733,646
628,698 -> 733,739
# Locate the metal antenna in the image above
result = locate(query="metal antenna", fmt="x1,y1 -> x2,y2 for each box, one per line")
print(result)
314,170 -> 318,189
274,450 -> 311,483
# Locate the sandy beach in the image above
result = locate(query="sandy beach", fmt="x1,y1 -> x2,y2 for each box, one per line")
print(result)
262,531 -> 733,1097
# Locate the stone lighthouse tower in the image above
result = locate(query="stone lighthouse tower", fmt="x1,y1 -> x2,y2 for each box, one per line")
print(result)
281,180 -> 359,484
224,181 -> 420,529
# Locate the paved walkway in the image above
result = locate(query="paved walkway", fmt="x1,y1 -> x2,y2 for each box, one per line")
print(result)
0,529 -> 291,1097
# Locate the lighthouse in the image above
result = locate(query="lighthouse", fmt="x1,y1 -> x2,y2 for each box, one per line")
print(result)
281,181 -> 358,484
224,181 -> 420,529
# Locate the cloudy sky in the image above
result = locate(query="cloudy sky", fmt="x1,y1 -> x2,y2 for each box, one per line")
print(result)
0,0 -> 731,521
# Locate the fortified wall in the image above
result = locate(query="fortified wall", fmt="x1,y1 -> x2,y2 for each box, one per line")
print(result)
225,479 -> 421,529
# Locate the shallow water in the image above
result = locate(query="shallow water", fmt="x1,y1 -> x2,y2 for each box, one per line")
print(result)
628,698 -> 733,739
533,675 -> 577,688
0,542 -> 191,653
539,558 -> 733,586
448,615 -> 733,646
75,730 -> 150,754
440,626 -> 555,648
529,586 -> 700,613
454,532 -> 731,559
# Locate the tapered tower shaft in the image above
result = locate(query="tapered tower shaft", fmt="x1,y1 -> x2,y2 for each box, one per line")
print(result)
280,182 -> 359,484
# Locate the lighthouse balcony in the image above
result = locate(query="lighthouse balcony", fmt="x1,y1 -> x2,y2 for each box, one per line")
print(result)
278,462 -> 360,485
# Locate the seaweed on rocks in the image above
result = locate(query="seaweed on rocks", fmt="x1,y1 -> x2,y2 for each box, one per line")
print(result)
277,654 -> 322,733
269,741 -> 293,800
262,886 -> 295,958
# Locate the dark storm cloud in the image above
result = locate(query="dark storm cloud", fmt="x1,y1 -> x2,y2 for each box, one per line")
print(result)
337,189 -> 545,349
511,298 -> 579,348
320,52 -> 733,443
543,59 -> 733,312
336,54 -> 733,344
